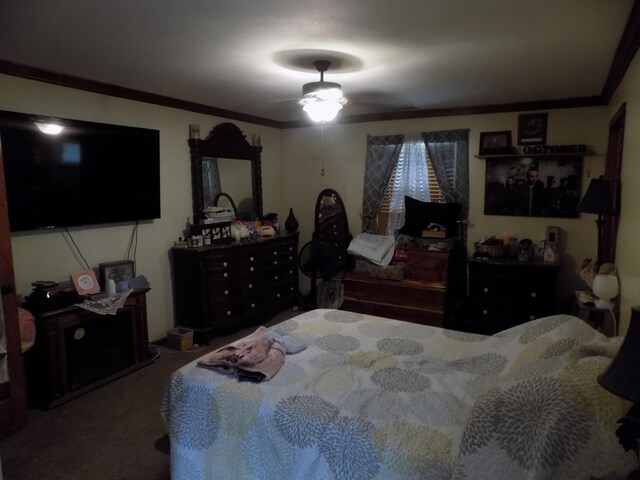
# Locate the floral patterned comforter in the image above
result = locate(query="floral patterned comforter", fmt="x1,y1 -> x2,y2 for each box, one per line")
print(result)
161,309 -> 635,479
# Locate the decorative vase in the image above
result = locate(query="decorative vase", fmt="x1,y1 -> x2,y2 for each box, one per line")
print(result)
285,208 -> 299,233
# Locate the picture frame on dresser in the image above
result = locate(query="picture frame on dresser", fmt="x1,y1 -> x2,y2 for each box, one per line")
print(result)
99,260 -> 135,292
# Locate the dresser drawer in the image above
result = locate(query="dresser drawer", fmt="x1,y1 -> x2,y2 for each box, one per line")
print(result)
346,277 -> 445,309
343,271 -> 446,327
342,298 -> 444,327
406,250 -> 449,283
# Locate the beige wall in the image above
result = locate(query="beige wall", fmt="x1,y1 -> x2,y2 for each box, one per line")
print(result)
4,56 -> 638,337
609,48 -> 640,332
283,108 -> 609,311
0,74 -> 285,340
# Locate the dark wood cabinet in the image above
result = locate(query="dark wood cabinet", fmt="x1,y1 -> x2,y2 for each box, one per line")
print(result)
171,233 -> 299,339
343,250 -> 450,328
26,289 -> 152,409
465,258 -> 560,334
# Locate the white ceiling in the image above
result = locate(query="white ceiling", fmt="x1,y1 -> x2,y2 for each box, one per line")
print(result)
0,0 -> 635,125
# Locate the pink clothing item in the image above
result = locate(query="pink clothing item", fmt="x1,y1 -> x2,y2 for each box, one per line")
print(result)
197,327 -> 285,380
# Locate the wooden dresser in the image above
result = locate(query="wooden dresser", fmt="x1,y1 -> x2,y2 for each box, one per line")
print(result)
171,232 -> 299,340
342,249 -> 450,327
464,257 -> 561,334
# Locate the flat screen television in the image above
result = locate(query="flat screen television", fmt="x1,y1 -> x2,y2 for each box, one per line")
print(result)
0,110 -> 161,232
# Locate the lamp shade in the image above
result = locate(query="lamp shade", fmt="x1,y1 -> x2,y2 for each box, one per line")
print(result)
592,273 -> 619,308
576,177 -> 614,215
599,306 -> 640,401
302,100 -> 343,123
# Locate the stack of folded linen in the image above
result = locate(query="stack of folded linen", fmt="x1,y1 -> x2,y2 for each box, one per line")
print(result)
347,233 -> 395,266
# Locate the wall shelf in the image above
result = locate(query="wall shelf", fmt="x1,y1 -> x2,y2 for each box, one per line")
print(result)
475,152 -> 599,159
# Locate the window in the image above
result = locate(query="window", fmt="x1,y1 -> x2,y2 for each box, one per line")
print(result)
361,130 -> 467,236
377,140 -> 443,235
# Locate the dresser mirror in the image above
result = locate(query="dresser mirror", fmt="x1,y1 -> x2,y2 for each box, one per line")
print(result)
189,122 -> 263,222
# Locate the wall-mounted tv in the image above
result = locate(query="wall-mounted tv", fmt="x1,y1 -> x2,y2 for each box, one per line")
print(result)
0,110 -> 161,232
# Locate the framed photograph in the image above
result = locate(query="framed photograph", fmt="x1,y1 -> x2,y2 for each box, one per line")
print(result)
479,131 -> 512,155
483,155 -> 583,218
518,113 -> 548,145
99,260 -> 135,293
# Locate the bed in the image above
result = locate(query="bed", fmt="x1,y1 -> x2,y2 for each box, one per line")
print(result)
161,309 -> 636,479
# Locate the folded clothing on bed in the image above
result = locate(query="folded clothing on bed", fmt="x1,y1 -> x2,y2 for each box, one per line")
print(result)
197,326 -> 305,381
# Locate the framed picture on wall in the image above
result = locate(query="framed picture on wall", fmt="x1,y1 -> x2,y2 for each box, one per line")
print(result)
479,131 -> 512,155
518,113 -> 548,145
483,155 -> 583,218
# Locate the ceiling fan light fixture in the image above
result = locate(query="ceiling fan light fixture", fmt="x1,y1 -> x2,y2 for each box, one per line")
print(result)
299,60 -> 347,122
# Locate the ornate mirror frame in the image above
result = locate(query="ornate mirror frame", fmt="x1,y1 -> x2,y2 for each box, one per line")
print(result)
188,122 -> 263,222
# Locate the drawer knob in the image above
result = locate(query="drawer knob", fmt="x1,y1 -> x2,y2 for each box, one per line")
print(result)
227,310 -> 232,316
276,293 -> 280,298
274,275 -> 278,280
249,283 -> 253,289
250,267 -> 254,272
223,262 -> 228,267
482,309 -> 488,315
224,273 -> 228,278
251,303 -> 255,308
530,292 -> 537,298
483,287 -> 489,293
274,251 -> 278,256
250,256 -> 254,261
274,261 -> 278,265
289,270 -> 293,275
224,290 -> 229,295
530,315 -> 535,320
289,256 -> 293,260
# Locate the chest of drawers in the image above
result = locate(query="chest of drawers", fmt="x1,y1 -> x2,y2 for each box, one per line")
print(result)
342,249 -> 450,327
171,233 -> 299,339
465,258 -> 560,334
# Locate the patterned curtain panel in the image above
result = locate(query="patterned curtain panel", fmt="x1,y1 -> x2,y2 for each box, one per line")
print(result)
423,130 -> 470,308
361,134 -> 404,233
423,130 -> 470,219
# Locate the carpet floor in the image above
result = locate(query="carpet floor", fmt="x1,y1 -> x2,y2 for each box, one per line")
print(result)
0,311 -> 290,480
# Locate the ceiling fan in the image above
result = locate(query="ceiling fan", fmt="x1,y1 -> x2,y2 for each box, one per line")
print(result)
298,60 -> 348,122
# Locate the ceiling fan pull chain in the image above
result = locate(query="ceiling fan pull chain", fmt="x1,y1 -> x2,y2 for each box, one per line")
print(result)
320,124 -> 325,176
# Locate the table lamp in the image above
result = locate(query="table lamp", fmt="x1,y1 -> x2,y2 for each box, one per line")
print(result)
576,176 -> 615,267
592,273 -> 619,309
598,306 -> 640,479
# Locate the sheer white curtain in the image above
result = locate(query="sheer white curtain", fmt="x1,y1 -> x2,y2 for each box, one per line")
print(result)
386,133 -> 431,235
